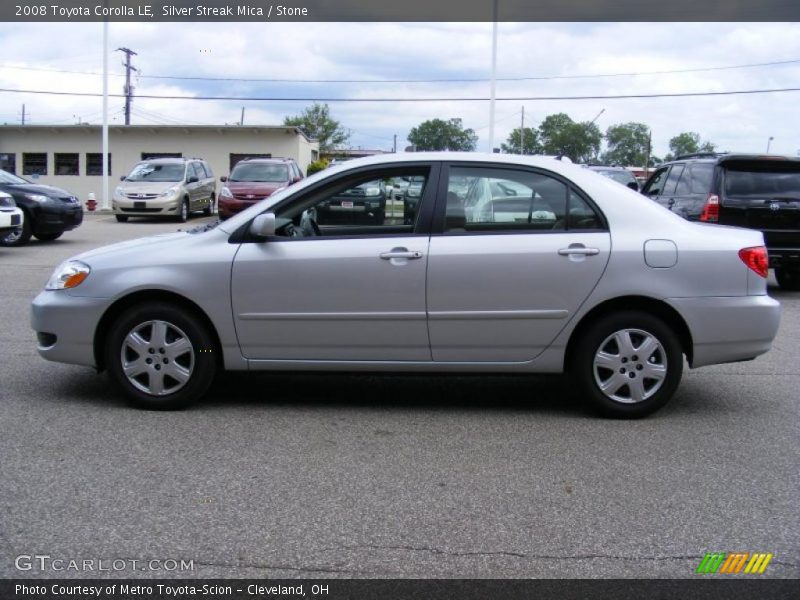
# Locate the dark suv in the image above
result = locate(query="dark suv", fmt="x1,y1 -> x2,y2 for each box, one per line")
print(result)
642,153 -> 800,290
0,169 -> 83,246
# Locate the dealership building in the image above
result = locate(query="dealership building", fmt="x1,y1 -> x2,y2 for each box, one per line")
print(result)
0,125 -> 319,202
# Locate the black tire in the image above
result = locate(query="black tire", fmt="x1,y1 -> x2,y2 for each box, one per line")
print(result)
105,302 -> 217,410
0,212 -> 32,246
34,231 -> 63,242
570,311 -> 683,418
115,214 -> 129,223
203,194 -> 215,217
775,267 -> 800,291
176,198 -> 190,223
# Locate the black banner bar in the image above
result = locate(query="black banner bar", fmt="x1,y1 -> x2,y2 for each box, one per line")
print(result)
2,579 -> 799,600
2,0 -> 800,23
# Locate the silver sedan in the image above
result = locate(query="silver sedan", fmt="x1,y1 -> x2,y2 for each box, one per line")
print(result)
31,153 -> 781,417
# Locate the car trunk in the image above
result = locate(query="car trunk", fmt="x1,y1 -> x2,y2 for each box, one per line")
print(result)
719,159 -> 800,246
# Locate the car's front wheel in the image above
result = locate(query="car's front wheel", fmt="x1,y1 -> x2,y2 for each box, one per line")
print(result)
115,214 -> 129,223
33,231 -> 63,242
177,198 -> 189,223
571,311 -> 683,418
775,267 -> 800,291
105,302 -> 217,409
0,214 -> 32,246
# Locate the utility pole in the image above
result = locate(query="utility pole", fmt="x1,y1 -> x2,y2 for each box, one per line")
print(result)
21,104 -> 26,125
393,134 -> 397,153
116,47 -> 137,125
240,106 -> 245,126
487,0 -> 498,153
519,106 -> 525,154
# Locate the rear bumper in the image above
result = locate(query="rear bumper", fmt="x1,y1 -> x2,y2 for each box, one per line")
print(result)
667,295 -> 781,368
766,247 -> 800,269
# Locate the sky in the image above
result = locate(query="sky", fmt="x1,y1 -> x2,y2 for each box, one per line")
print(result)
0,21 -> 799,158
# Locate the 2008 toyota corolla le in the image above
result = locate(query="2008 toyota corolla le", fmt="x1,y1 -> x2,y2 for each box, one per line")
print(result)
31,153 -> 781,417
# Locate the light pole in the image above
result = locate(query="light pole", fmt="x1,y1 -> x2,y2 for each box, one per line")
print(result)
766,136 -> 774,153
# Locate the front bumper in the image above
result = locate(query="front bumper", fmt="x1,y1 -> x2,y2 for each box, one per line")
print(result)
32,203 -> 83,235
31,290 -> 111,368
0,207 -> 23,234
114,195 -> 181,216
218,197 -> 257,218
667,295 -> 781,368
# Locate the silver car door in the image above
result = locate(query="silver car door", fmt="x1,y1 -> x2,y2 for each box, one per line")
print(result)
427,164 -> 611,362
230,164 -> 439,362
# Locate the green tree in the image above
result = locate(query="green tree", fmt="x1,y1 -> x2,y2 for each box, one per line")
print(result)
601,122 -> 650,166
284,103 -> 350,152
664,131 -> 716,161
537,113 -> 602,163
407,118 -> 478,151
501,127 -> 543,154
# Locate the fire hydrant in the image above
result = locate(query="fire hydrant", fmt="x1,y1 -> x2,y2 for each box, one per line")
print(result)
85,193 -> 97,211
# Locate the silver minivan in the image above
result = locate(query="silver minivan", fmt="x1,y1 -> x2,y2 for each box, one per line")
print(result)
113,158 -> 216,222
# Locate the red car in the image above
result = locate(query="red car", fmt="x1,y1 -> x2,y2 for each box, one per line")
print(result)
218,157 -> 303,219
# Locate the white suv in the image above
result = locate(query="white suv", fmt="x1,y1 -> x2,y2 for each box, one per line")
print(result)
0,192 -> 24,239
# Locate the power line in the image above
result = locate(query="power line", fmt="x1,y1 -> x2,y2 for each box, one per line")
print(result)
1,57 -> 799,84
3,86 -> 800,102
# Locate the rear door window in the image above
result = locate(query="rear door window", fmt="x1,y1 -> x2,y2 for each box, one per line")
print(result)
642,167 -> 669,196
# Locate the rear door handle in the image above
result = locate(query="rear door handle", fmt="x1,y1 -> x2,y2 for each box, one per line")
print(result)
558,247 -> 600,256
380,250 -> 423,260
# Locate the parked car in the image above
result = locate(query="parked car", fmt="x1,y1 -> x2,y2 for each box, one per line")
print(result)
589,165 -> 640,191
218,157 -> 303,220
32,152 -> 780,418
0,192 -> 24,238
0,169 -> 83,246
113,157 -> 215,223
641,153 -> 800,290
316,179 -> 387,225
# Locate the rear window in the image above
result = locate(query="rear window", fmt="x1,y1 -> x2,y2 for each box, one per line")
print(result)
724,162 -> 800,198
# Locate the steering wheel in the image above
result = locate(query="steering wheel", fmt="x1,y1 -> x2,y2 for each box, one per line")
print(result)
299,209 -> 322,237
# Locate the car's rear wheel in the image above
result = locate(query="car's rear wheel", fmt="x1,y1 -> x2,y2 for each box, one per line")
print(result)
571,311 -> 683,418
177,198 -> 190,223
115,214 -> 129,223
775,267 -> 800,291
34,231 -> 63,242
0,213 -> 32,246
105,302 -> 217,409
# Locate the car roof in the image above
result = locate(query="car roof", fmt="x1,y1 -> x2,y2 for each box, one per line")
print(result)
664,153 -> 800,166
237,157 -> 295,164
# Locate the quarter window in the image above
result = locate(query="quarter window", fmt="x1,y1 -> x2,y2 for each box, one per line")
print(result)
688,163 -> 714,194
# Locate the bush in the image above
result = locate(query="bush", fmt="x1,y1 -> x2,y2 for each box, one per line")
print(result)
306,159 -> 329,176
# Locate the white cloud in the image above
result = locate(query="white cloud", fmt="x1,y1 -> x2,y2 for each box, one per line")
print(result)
1,22 -> 799,157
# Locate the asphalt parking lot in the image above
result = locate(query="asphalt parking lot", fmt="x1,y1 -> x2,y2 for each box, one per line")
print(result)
0,213 -> 798,579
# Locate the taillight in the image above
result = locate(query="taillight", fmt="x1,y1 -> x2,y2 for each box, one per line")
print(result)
739,246 -> 769,278
699,194 -> 720,222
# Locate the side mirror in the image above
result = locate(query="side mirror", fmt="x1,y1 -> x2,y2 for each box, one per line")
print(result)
627,181 -> 639,191
220,175 -> 227,182
120,175 -> 126,181
291,176 -> 302,184
250,213 -> 276,238
187,176 -> 199,184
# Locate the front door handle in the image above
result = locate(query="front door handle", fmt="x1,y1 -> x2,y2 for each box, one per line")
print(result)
558,246 -> 600,256
380,250 -> 423,260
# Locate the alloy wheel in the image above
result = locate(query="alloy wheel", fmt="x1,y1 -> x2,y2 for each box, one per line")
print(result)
119,320 -> 194,396
592,328 -> 667,404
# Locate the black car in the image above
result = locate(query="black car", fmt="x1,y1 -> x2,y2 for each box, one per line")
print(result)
316,180 -> 387,225
0,169 -> 83,246
642,153 -> 800,290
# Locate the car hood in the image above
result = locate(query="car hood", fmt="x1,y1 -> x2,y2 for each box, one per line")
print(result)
119,181 -> 182,193
72,231 -> 190,263
226,182 -> 285,196
2,183 -> 73,197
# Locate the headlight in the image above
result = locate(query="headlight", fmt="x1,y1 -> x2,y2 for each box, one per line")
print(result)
114,186 -> 124,197
46,260 -> 91,291
221,186 -> 232,197
25,193 -> 49,203
160,186 -> 179,198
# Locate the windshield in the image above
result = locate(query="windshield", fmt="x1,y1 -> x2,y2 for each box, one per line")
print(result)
230,163 -> 289,182
596,169 -> 635,185
0,169 -> 30,185
125,163 -> 185,182
724,164 -> 800,198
